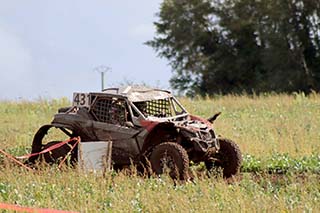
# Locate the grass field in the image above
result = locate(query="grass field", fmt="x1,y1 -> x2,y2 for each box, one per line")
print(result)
0,94 -> 319,212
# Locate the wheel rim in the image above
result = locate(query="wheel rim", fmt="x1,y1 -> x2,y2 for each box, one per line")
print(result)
159,152 -> 178,178
205,138 -> 242,178
150,142 -> 190,180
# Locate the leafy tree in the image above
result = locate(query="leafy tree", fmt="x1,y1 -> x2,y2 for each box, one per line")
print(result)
147,0 -> 320,96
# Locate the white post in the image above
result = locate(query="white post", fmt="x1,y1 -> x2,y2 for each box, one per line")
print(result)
94,66 -> 111,91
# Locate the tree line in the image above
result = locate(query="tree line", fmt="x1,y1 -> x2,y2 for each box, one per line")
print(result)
147,0 -> 320,96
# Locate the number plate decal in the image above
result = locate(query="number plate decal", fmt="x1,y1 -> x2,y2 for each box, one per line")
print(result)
73,93 -> 90,107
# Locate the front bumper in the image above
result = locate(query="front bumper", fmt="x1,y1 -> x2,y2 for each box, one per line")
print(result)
190,137 -> 220,153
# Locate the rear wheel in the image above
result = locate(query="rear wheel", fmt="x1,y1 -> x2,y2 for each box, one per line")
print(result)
150,142 -> 189,180
205,138 -> 242,178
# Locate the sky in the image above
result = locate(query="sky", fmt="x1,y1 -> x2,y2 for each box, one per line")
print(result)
0,1 -> 171,100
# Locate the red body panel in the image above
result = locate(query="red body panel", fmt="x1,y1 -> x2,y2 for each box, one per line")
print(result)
189,114 -> 212,128
140,120 -> 160,132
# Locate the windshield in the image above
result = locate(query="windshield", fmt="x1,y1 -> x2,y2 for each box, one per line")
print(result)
133,97 -> 187,119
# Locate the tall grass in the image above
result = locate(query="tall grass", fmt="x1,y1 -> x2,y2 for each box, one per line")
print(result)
181,93 -> 320,157
0,94 -> 319,212
0,98 -> 69,151
0,165 -> 319,212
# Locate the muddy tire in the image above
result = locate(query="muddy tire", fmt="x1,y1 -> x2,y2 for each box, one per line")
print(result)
206,138 -> 242,178
42,140 -> 77,164
150,142 -> 189,180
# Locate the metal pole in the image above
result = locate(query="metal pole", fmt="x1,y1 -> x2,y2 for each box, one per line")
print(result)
94,65 -> 111,91
101,72 -> 105,91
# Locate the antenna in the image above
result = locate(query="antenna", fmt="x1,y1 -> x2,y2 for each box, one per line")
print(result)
94,65 -> 112,91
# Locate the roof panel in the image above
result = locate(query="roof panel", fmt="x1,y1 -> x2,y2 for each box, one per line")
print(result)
102,86 -> 172,102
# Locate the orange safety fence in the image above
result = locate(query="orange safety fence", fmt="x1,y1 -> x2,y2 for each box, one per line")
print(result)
0,137 -> 81,212
0,148 -> 34,172
0,137 -> 81,171
16,137 -> 80,159
0,203 -> 79,213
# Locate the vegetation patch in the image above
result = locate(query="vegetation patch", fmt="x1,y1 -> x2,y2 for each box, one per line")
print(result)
0,94 -> 319,211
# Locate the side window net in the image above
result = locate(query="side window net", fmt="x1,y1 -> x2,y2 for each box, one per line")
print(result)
90,97 -> 127,125
134,99 -> 172,117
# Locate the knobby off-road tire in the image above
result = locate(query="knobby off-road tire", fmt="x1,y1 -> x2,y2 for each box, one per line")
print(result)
150,142 -> 189,180
42,140 -> 76,165
205,138 -> 242,178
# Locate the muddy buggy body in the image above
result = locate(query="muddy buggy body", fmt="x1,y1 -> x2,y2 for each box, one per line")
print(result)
28,86 -> 242,179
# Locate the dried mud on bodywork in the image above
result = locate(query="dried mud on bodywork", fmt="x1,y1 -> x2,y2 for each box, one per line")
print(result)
26,86 -> 242,180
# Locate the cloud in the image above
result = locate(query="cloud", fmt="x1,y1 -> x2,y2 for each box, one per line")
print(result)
0,22 -> 34,99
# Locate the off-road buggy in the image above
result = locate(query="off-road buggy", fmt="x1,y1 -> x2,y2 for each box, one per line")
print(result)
28,86 -> 242,179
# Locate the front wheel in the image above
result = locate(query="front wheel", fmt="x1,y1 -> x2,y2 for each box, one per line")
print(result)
205,138 -> 242,178
41,140 -> 78,165
150,142 -> 189,180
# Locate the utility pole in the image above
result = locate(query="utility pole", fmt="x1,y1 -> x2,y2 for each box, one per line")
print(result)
94,65 -> 111,91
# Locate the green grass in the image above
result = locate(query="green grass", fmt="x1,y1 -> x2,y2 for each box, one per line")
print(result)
0,166 -> 319,212
0,94 -> 319,212
182,93 -> 320,156
241,153 -> 320,174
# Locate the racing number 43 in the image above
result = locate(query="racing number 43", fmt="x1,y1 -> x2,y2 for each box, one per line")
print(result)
73,93 -> 89,107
